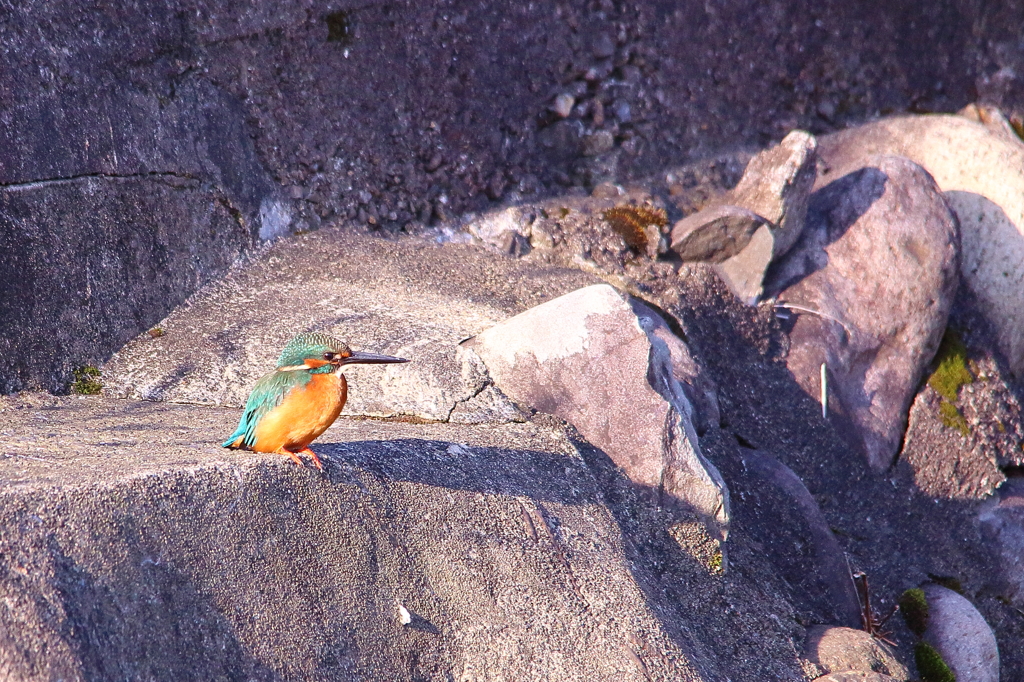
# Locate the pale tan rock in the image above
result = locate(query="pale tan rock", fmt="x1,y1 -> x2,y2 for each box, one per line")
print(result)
922,584 -> 1000,682
713,222 -> 776,305
730,129 -> 818,258
767,156 -> 959,470
959,102 -> 1023,145
818,113 -> 1024,376
803,626 -> 909,680
467,284 -> 729,535
670,130 -> 817,303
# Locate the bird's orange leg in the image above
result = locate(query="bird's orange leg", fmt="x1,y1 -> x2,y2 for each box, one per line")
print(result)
273,447 -> 305,468
295,446 -> 324,471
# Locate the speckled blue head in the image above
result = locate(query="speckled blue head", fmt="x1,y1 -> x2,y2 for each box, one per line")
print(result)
276,332 -> 408,374
277,332 -> 351,371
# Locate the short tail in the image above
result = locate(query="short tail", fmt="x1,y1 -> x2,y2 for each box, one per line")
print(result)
222,434 -> 245,449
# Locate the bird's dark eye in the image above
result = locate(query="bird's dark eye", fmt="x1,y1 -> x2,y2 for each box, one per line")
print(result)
323,352 -> 337,361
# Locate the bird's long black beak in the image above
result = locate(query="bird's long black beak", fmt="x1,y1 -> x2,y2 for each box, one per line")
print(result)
342,350 -> 409,366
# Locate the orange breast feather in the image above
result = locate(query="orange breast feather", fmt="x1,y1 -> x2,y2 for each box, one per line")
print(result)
251,372 -> 348,452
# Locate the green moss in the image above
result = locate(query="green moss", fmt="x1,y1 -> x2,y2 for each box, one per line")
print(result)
708,550 -> 723,573
70,366 -> 102,395
899,588 -> 929,636
938,401 -> 970,436
928,329 -> 972,402
915,641 -> 956,682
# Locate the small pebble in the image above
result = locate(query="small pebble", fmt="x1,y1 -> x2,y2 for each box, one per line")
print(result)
614,101 -> 631,123
591,182 -> 623,199
553,93 -> 575,119
593,34 -> 615,59
582,130 -> 615,156
425,153 -> 444,172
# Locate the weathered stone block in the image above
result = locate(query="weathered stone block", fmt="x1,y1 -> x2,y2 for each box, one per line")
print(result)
0,394 -> 719,681
467,284 -> 729,535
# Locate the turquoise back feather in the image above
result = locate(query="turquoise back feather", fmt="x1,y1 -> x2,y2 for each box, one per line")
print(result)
222,369 -> 312,448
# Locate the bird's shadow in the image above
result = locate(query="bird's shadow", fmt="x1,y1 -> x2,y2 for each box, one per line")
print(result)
315,437 -> 598,507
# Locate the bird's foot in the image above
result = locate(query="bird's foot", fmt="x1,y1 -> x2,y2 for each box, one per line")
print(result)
295,447 -> 324,471
273,447 -> 306,468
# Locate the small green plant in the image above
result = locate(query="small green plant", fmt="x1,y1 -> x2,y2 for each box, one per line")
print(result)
899,588 -> 929,636
915,641 -> 955,682
938,401 -> 970,436
928,329 -> 972,402
71,366 -> 102,395
928,329 -> 973,436
708,549 -> 724,573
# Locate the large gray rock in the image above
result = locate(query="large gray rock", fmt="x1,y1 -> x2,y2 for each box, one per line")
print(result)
0,78 -> 283,395
467,284 -> 729,536
0,393 -> 722,681
818,113 -> 1024,376
766,156 -> 960,470
921,584 -> 1000,682
979,478 -> 1024,606
670,131 -> 818,303
103,231 -> 597,423
803,626 -> 909,681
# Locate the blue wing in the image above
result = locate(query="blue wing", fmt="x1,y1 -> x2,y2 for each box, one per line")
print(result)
222,370 -> 310,449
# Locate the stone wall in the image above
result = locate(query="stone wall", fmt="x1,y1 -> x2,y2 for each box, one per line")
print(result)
2,0 -> 1021,392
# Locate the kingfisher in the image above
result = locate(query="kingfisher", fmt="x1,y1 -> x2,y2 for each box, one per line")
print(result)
222,331 -> 408,470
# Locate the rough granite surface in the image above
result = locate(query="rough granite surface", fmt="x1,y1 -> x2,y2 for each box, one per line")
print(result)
102,230 -> 598,421
0,393 -> 809,682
